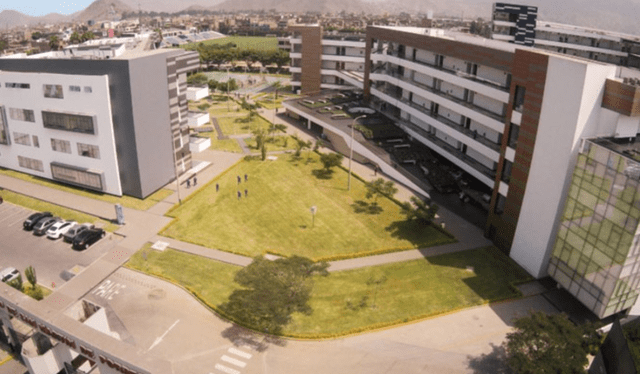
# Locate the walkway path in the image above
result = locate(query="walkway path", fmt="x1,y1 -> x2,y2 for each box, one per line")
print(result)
211,117 -> 228,140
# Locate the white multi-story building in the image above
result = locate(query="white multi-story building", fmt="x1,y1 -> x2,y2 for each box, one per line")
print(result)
0,46 -> 199,198
289,26 -> 367,93
286,24 -> 640,319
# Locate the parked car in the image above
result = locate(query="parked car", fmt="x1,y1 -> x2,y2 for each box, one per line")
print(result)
33,217 -> 61,236
23,212 -> 52,231
63,223 -> 94,243
46,220 -> 77,240
72,228 -> 105,250
0,267 -> 20,283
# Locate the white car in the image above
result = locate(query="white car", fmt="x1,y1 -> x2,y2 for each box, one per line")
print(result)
46,220 -> 77,239
0,267 -> 20,283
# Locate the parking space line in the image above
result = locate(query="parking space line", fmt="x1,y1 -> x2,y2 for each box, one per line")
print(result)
220,355 -> 246,368
214,364 -> 240,374
228,347 -> 252,360
7,212 -> 31,228
0,209 -> 27,224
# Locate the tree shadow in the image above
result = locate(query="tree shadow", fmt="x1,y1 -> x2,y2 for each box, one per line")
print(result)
312,169 -> 334,180
385,220 -> 440,247
220,324 -> 287,353
351,200 -> 383,214
466,343 -> 512,374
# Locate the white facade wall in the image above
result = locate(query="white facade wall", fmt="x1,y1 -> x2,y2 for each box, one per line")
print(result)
0,72 -> 122,196
470,120 -> 501,144
435,129 -> 460,148
466,146 -> 495,170
410,93 -> 430,108
415,49 -> 436,65
413,71 -> 433,87
473,92 -> 505,116
440,81 -> 465,100
345,47 -> 365,57
439,106 -> 462,124
186,86 -> 209,101
476,65 -> 509,87
442,56 -> 465,72
510,56 -> 618,278
187,112 -> 210,127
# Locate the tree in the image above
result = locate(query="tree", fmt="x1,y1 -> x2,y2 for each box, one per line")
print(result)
81,31 -> 94,42
219,78 -> 238,93
365,178 -> 398,205
261,142 -> 267,161
401,196 -> 439,224
219,255 -> 329,334
69,31 -> 81,44
291,134 -> 310,158
187,72 -> 209,86
503,311 -> 602,374
31,31 -> 43,40
48,35 -> 61,51
25,266 -> 36,288
320,153 -> 344,171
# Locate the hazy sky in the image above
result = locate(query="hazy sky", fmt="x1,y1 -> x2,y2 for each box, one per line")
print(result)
0,1 -> 91,16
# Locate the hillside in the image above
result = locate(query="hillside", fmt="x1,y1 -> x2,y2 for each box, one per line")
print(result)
72,0 -> 134,22
212,0 -> 376,14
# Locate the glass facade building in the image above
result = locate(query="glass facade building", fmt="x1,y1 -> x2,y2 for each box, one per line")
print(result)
548,139 -> 640,318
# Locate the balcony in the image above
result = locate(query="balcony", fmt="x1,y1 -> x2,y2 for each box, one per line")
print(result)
372,52 -> 511,94
376,86 -> 502,153
377,106 -> 497,184
381,70 -> 507,124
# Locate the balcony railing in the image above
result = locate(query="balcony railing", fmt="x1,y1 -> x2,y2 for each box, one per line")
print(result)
372,51 -> 511,93
376,86 -> 503,153
380,70 -> 507,123
377,107 -> 497,181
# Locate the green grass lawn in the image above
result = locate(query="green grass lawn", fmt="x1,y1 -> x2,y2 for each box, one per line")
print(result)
195,131 -> 243,153
161,153 -> 455,260
182,36 -> 279,52
126,246 -> 531,337
0,168 -> 172,210
1,190 -> 119,232
245,135 -> 297,152
216,114 -> 271,136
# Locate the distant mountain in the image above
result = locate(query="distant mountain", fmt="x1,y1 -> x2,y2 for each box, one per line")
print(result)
72,0 -> 134,22
0,10 -> 40,28
212,0 -> 376,14
119,0 -> 224,14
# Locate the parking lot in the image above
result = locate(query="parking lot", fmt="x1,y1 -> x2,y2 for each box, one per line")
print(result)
0,202 -> 121,288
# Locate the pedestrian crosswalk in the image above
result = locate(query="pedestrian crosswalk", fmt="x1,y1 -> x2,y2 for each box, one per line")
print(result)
210,346 -> 253,374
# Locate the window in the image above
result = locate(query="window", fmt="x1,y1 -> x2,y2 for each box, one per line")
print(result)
0,106 -> 9,145
5,82 -> 30,89
43,84 -> 63,99
77,143 -> 100,159
51,138 -> 72,153
9,108 -> 35,122
84,86 -> 92,93
513,85 -> 526,111
13,132 -> 31,146
42,111 -> 95,134
18,156 -> 43,172
51,163 -> 103,191
32,135 -> 39,148
69,85 -> 81,92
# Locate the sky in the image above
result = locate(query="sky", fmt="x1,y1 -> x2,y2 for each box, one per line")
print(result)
0,0 -> 92,17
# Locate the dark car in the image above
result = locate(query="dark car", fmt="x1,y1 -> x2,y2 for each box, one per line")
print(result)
33,217 -> 61,236
23,212 -> 52,230
72,228 -> 105,250
63,223 -> 94,243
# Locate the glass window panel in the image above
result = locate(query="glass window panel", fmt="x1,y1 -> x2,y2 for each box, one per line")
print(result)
592,248 -> 612,268
608,153 -> 622,171
583,242 -> 595,257
577,259 -> 588,276
594,146 -> 610,165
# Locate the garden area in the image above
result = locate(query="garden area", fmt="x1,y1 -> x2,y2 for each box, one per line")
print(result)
126,245 -> 532,338
161,152 -> 455,261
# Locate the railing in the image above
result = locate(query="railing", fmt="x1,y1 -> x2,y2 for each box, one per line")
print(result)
376,86 -> 502,153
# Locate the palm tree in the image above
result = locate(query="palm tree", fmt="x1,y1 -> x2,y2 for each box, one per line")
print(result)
70,31 -> 81,44
81,31 -> 94,42
48,35 -> 61,51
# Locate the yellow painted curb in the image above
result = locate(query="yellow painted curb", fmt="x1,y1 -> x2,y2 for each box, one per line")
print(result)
0,355 -> 13,366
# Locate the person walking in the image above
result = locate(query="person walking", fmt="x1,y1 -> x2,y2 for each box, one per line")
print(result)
244,189 -> 248,197
237,191 -> 241,200
186,179 -> 191,188
244,174 -> 248,182
216,183 -> 219,192
237,175 -> 241,184
193,175 -> 198,186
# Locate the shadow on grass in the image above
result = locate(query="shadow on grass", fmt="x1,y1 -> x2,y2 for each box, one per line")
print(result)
220,324 -> 287,353
466,343 -> 512,374
351,200 -> 383,215
312,169 -> 334,180
384,220 -> 445,247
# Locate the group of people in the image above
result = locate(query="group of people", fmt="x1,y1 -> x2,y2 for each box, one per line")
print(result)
185,174 -> 198,188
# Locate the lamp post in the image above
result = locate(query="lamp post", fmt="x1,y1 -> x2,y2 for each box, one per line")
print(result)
348,114 -> 366,191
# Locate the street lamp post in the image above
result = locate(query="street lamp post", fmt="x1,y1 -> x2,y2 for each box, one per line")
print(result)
348,115 -> 366,191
